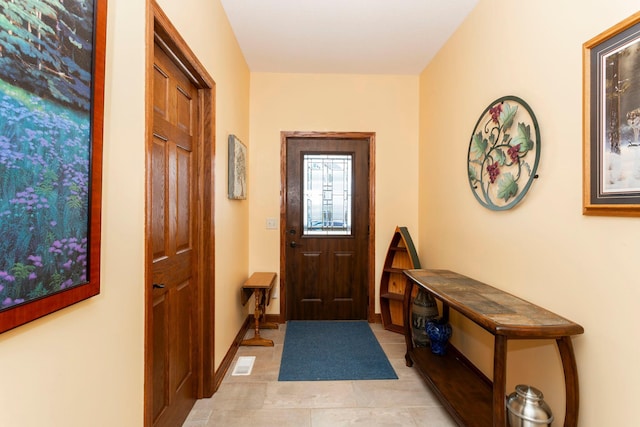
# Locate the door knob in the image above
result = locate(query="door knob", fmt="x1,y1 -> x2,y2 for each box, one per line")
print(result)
153,283 -> 165,289
290,241 -> 302,248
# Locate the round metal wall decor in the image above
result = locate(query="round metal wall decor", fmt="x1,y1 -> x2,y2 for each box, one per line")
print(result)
467,95 -> 540,210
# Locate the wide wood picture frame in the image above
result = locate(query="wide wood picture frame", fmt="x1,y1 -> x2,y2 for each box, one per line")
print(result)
584,11 -> 640,216
0,0 -> 107,333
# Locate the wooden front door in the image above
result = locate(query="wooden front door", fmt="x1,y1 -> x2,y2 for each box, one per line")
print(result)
283,133 -> 372,320
150,42 -> 198,427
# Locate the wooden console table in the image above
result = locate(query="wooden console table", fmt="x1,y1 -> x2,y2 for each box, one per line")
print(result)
240,272 -> 278,346
403,269 -> 584,427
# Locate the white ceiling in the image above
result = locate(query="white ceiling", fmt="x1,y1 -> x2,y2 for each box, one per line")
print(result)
219,0 -> 479,75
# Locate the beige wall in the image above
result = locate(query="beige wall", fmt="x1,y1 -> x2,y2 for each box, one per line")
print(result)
419,0 -> 640,425
249,73 -> 420,313
0,0 -> 250,426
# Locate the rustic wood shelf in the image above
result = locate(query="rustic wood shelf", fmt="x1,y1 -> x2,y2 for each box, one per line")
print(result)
379,226 -> 420,333
403,269 -> 584,427
411,346 -> 493,426
379,292 -> 404,301
382,267 -> 407,274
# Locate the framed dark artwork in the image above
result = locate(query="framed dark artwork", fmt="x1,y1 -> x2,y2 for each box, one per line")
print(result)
228,134 -> 247,200
0,0 -> 107,333
584,11 -> 640,216
467,95 -> 540,211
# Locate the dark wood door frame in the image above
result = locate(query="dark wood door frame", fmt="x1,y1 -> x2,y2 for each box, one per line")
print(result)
145,2 -> 216,425
279,131 -> 376,323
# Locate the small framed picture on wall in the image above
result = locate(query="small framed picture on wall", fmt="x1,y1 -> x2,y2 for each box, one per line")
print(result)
228,134 -> 247,200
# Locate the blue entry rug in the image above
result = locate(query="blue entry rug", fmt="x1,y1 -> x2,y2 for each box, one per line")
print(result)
278,320 -> 398,381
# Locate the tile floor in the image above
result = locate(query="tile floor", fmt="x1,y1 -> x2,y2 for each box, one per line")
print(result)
182,322 -> 457,427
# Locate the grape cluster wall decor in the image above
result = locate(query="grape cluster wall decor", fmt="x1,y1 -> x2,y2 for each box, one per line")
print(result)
467,96 -> 540,210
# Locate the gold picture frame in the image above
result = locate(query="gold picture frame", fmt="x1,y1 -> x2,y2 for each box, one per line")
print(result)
583,11 -> 640,216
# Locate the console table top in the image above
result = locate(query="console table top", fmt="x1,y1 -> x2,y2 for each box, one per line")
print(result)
241,272 -> 277,306
405,269 -> 584,337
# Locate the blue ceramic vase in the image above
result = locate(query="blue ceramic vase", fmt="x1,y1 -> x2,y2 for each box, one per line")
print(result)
426,318 -> 452,355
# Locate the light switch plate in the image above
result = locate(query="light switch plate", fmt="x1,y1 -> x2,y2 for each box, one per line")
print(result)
266,217 -> 278,229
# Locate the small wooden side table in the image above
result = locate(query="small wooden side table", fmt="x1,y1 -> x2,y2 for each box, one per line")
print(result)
240,272 -> 278,346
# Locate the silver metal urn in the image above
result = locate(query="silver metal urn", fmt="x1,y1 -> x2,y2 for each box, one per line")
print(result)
506,384 -> 554,426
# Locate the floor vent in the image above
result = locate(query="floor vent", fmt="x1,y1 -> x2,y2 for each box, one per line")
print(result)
232,356 -> 256,376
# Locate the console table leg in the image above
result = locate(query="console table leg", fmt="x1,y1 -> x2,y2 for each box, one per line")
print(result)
240,288 -> 274,346
557,336 -> 579,427
403,279 -> 415,367
493,335 -> 507,427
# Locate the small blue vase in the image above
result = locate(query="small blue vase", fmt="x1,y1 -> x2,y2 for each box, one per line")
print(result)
426,318 -> 452,355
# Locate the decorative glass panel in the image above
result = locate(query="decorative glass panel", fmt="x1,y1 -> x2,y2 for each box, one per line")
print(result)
303,154 -> 352,235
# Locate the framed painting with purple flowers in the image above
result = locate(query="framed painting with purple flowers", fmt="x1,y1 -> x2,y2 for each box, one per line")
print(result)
0,0 -> 107,333
583,11 -> 640,216
467,95 -> 540,211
